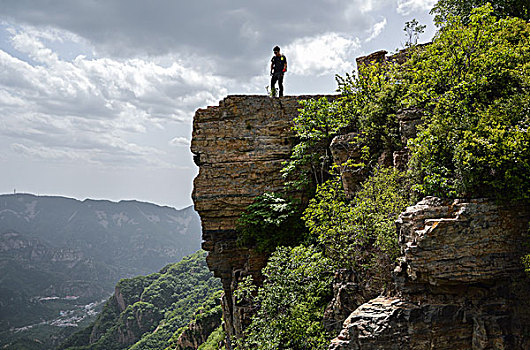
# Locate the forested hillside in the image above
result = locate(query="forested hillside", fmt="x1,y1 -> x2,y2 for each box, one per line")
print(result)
0,194 -> 201,349
60,250 -> 222,350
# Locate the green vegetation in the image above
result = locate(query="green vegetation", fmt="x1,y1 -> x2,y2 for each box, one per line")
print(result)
284,4 -> 530,202
60,251 -> 222,350
197,326 -> 225,350
235,3 -> 530,349
523,255 -> 530,275
406,5 -> 530,200
236,192 -> 306,252
165,290 -> 223,350
431,0 -> 529,24
304,167 -> 413,286
281,97 -> 354,191
236,246 -> 333,350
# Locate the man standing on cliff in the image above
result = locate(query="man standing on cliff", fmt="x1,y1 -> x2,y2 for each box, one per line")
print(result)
270,46 -> 287,97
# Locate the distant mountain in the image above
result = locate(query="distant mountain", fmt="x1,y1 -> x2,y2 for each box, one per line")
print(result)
0,193 -> 202,349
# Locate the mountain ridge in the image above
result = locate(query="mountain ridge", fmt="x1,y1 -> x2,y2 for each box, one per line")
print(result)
0,193 -> 202,349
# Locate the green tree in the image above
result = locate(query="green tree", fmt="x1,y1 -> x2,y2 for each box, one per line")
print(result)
431,0 -> 530,24
236,245 -> 333,350
404,19 -> 427,47
405,5 -> 530,200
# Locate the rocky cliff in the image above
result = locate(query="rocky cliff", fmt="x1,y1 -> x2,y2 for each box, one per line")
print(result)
190,95 -> 530,349
191,95 -> 334,340
330,197 -> 530,349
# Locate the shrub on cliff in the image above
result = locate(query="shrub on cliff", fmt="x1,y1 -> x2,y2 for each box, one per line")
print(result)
235,245 -> 333,350
406,5 -> 530,200
281,97 -> 355,191
304,166 -> 412,288
282,61 -> 405,193
236,192 -> 306,252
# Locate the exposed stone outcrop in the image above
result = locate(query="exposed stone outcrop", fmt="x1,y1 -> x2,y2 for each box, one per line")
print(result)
191,92 -> 529,350
323,269 -> 368,334
191,95 -> 335,342
330,197 -> 530,350
356,50 -> 388,67
355,44 -> 431,68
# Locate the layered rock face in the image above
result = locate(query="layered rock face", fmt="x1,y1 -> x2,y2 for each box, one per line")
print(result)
191,95 -> 333,341
330,197 -> 530,350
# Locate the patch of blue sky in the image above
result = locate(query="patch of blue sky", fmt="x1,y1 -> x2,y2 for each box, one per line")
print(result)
0,21 -> 95,67
0,22 -> 36,65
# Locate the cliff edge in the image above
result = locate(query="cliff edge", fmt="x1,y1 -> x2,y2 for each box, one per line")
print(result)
191,95 -> 530,349
191,95 -> 333,341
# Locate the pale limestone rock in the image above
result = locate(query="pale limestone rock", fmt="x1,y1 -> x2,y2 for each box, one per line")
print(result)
330,198 -> 530,350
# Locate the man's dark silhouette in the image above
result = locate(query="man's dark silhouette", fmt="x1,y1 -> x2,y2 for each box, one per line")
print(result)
270,46 -> 287,97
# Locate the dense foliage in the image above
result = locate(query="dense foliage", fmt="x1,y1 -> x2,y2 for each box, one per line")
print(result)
235,246 -> 334,350
406,5 -> 530,200
431,0 -> 530,24
286,4 -> 530,203
60,251 -> 221,350
304,167 -> 412,286
236,192 -> 306,252
281,97 -> 354,191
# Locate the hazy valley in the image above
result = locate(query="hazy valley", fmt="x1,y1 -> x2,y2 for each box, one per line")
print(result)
0,193 -> 202,349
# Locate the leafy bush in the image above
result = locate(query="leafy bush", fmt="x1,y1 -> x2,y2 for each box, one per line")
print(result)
303,167 -> 412,287
281,97 -> 354,191
406,5 -> 530,200
431,0 -> 530,24
283,54 -> 408,193
236,192 -> 306,252
236,245 -> 333,350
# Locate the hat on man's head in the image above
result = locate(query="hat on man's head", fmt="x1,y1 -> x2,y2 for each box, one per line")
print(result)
273,46 -> 280,52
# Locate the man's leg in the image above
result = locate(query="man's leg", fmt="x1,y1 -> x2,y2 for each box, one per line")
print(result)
278,74 -> 284,97
271,75 -> 278,96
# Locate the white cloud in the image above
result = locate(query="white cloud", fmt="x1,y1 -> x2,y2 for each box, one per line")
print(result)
0,24 -> 229,169
351,0 -> 391,14
365,18 -> 388,42
169,137 -> 190,147
397,0 -> 437,15
284,33 -> 361,76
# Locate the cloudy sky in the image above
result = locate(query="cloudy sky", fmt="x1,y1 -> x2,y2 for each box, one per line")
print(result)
0,0 -> 437,209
